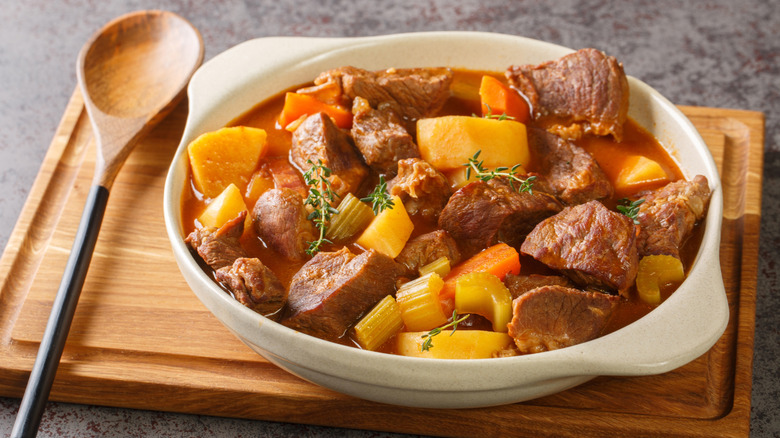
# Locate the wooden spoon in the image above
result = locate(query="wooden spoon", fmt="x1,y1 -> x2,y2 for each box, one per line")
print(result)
12,10 -> 203,437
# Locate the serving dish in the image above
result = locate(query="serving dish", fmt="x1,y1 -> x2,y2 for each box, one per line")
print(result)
162,31 -> 728,408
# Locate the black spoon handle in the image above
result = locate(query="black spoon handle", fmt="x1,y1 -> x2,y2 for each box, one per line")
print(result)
11,184 -> 110,438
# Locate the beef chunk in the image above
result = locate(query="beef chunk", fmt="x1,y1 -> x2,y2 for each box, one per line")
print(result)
507,285 -> 619,354
185,211 -> 248,270
636,175 -> 711,259
282,248 -> 403,341
254,157 -> 308,198
215,258 -> 287,316
506,48 -> 629,141
389,158 -> 452,222
314,66 -> 453,123
351,97 -> 419,175
252,188 -> 316,261
394,230 -> 461,277
438,177 -> 563,256
291,112 -> 368,198
527,127 -> 613,205
521,200 -> 638,293
504,273 -> 574,300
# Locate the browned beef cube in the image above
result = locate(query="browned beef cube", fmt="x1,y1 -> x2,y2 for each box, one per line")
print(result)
504,273 -> 574,300
252,188 -> 316,261
185,211 -> 248,270
520,200 -> 639,293
506,48 -> 629,141
255,157 -> 308,198
507,285 -> 619,354
394,230 -> 461,277
215,258 -> 287,316
351,97 -> 419,175
388,158 -> 452,222
291,112 -> 368,198
636,175 -> 711,259
527,127 -> 613,205
314,66 -> 453,123
438,177 -> 563,256
282,248 -> 403,341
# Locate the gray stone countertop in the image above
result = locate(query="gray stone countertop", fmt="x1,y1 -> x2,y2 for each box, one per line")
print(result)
1,1 -> 777,436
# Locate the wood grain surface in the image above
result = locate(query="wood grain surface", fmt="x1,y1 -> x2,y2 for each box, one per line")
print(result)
0,90 -> 764,438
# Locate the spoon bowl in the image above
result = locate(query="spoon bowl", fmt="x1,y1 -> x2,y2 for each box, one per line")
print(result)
12,10 -> 203,437
81,12 -> 202,118
78,10 -> 204,187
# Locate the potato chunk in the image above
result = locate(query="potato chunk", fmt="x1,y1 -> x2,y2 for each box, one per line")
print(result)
187,126 -> 268,198
198,183 -> 248,229
417,116 -> 529,171
396,330 -> 513,359
355,196 -> 414,258
615,155 -> 669,194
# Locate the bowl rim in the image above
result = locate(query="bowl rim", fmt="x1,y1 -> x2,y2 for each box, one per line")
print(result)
163,31 -> 728,400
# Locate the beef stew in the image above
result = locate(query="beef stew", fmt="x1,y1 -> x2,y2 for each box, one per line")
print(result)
181,49 -> 711,359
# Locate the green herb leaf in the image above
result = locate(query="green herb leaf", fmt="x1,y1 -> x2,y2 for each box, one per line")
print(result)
303,159 -> 340,255
360,175 -> 395,215
477,103 -> 515,121
616,198 -> 645,225
420,310 -> 470,352
462,150 -> 534,194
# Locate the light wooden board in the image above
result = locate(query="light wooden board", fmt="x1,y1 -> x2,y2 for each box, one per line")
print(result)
0,90 -> 765,437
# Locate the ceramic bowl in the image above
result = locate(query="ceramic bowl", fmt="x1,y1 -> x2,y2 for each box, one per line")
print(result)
163,32 -> 728,409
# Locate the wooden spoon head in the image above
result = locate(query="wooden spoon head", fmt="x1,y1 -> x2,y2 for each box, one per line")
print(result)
78,10 -> 204,120
77,10 -> 203,187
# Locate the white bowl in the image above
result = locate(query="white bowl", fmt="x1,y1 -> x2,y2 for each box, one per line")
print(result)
163,32 -> 728,409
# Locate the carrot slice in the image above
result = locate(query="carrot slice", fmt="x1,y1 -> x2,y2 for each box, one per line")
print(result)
278,92 -> 353,129
439,243 -> 521,313
478,75 -> 530,124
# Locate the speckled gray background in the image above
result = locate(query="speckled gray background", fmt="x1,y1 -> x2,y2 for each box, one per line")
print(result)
1,0 -> 777,436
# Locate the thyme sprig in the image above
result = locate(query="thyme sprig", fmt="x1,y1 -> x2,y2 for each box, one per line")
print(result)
464,150 -> 536,194
303,160 -> 340,255
360,175 -> 395,215
474,103 -> 516,121
420,310 -> 470,352
616,198 -> 645,225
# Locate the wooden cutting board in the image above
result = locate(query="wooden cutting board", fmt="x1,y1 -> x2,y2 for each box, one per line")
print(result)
0,89 -> 764,437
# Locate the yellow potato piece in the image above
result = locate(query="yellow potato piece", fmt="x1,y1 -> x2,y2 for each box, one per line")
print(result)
615,155 -> 669,193
198,183 -> 248,229
187,126 -> 268,198
396,330 -> 513,359
355,196 -> 413,258
417,116 -> 529,171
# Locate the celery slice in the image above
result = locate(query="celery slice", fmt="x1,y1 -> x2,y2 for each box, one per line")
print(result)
396,273 -> 447,332
354,295 -> 404,351
418,256 -> 451,278
326,193 -> 374,242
